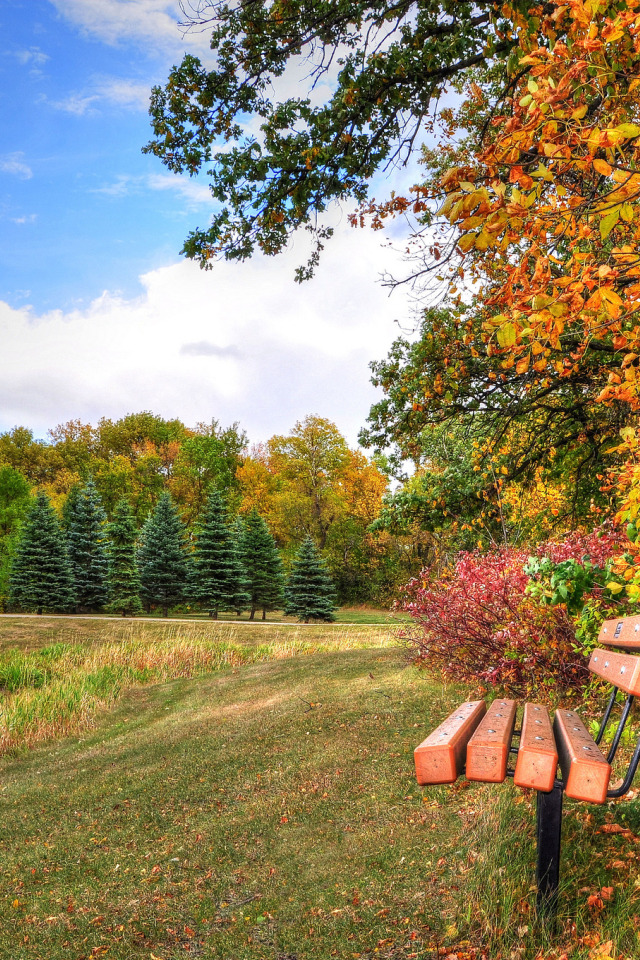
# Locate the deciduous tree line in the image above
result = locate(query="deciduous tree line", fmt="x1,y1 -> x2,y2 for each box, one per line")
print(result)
0,414 -> 424,608
7,480 -> 336,622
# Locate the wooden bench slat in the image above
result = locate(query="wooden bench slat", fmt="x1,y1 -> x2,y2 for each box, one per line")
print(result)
414,700 -> 486,785
553,708 -> 611,803
599,615 -> 640,651
513,703 -> 558,793
589,648 -> 640,696
466,699 -> 517,783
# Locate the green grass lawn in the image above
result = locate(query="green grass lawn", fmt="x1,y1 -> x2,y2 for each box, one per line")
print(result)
0,620 -> 638,958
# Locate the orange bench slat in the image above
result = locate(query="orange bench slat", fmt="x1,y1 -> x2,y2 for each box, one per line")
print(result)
414,700 -> 486,785
589,648 -> 640,696
513,703 -> 558,793
466,699 -> 517,783
599,615 -> 640,651
553,708 -> 611,804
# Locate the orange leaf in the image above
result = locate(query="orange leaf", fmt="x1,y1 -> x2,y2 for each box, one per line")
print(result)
593,158 -> 613,176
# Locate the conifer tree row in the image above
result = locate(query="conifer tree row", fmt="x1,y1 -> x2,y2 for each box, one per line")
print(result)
7,481 -> 337,621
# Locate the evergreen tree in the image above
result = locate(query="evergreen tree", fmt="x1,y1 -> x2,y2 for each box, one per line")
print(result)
65,478 -> 109,611
284,536 -> 337,623
9,490 -> 76,614
240,509 -> 285,620
107,498 -> 143,617
192,489 -> 249,619
137,492 -> 188,617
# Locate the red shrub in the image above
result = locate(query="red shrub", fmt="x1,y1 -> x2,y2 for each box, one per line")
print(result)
399,535 -> 620,695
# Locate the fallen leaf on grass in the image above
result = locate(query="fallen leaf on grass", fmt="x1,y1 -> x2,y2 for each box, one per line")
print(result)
597,824 -> 636,839
588,941 -> 615,960
587,894 -> 604,915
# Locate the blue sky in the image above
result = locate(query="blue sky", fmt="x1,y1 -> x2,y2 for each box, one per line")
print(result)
1,1 -> 412,445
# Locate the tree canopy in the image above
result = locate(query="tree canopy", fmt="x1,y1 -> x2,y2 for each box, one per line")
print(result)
144,0 -> 526,276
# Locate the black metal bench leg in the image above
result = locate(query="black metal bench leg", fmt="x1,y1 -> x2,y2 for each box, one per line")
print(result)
536,782 -> 563,918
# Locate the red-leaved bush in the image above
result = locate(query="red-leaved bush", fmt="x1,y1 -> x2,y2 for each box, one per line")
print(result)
399,529 -> 623,696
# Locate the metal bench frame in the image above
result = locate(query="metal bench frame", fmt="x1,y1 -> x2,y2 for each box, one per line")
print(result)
518,685 -> 640,915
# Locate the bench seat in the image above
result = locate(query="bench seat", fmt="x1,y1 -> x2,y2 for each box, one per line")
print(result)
415,699 -> 611,802
554,708 -> 611,803
466,699 -> 516,782
414,700 -> 486,785
514,703 -> 558,792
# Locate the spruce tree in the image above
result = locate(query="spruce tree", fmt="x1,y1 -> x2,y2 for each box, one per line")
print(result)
192,489 -> 249,619
65,478 -> 109,611
137,492 -> 188,617
240,509 -> 285,620
284,536 -> 337,623
107,498 -> 143,617
9,491 -> 76,614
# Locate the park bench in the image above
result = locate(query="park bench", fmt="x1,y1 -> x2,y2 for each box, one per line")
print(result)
414,613 -> 640,916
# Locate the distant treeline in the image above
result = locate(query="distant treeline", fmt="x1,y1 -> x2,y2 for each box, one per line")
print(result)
7,481 -> 337,621
0,412 -> 426,609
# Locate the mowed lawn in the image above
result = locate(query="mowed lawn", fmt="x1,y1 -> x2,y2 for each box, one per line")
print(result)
0,620 -> 638,959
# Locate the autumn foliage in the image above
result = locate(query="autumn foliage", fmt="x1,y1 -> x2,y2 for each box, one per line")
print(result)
400,529 -> 623,694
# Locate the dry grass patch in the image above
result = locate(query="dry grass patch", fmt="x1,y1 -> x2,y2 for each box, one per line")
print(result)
0,619 -> 395,756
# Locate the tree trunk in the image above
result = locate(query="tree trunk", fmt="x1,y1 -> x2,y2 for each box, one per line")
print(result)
250,605 -> 256,620
162,605 -> 168,617
262,608 -> 266,620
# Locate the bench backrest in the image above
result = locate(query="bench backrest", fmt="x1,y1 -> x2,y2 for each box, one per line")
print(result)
599,615 -> 640,651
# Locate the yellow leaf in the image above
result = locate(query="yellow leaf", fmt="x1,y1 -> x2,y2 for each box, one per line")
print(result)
527,79 -> 539,93
530,162 -> 554,182
572,105 -> 588,120
600,207 -> 620,240
458,233 -> 475,253
621,202 -> 634,222
607,581 -> 624,594
496,322 -> 517,348
474,230 -> 492,252
616,122 -> 640,139
593,158 -> 612,176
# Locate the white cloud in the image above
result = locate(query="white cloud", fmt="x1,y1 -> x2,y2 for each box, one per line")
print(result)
98,77 -> 153,110
0,153 -> 33,179
13,47 -> 50,66
92,172 -> 211,206
44,92 -> 99,115
44,74 -> 152,115
147,173 -> 212,205
11,214 -> 37,225
0,222 -> 408,445
47,0 -> 211,56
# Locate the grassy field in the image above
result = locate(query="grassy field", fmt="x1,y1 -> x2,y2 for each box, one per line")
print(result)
0,619 -> 638,959
0,606 -> 406,631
